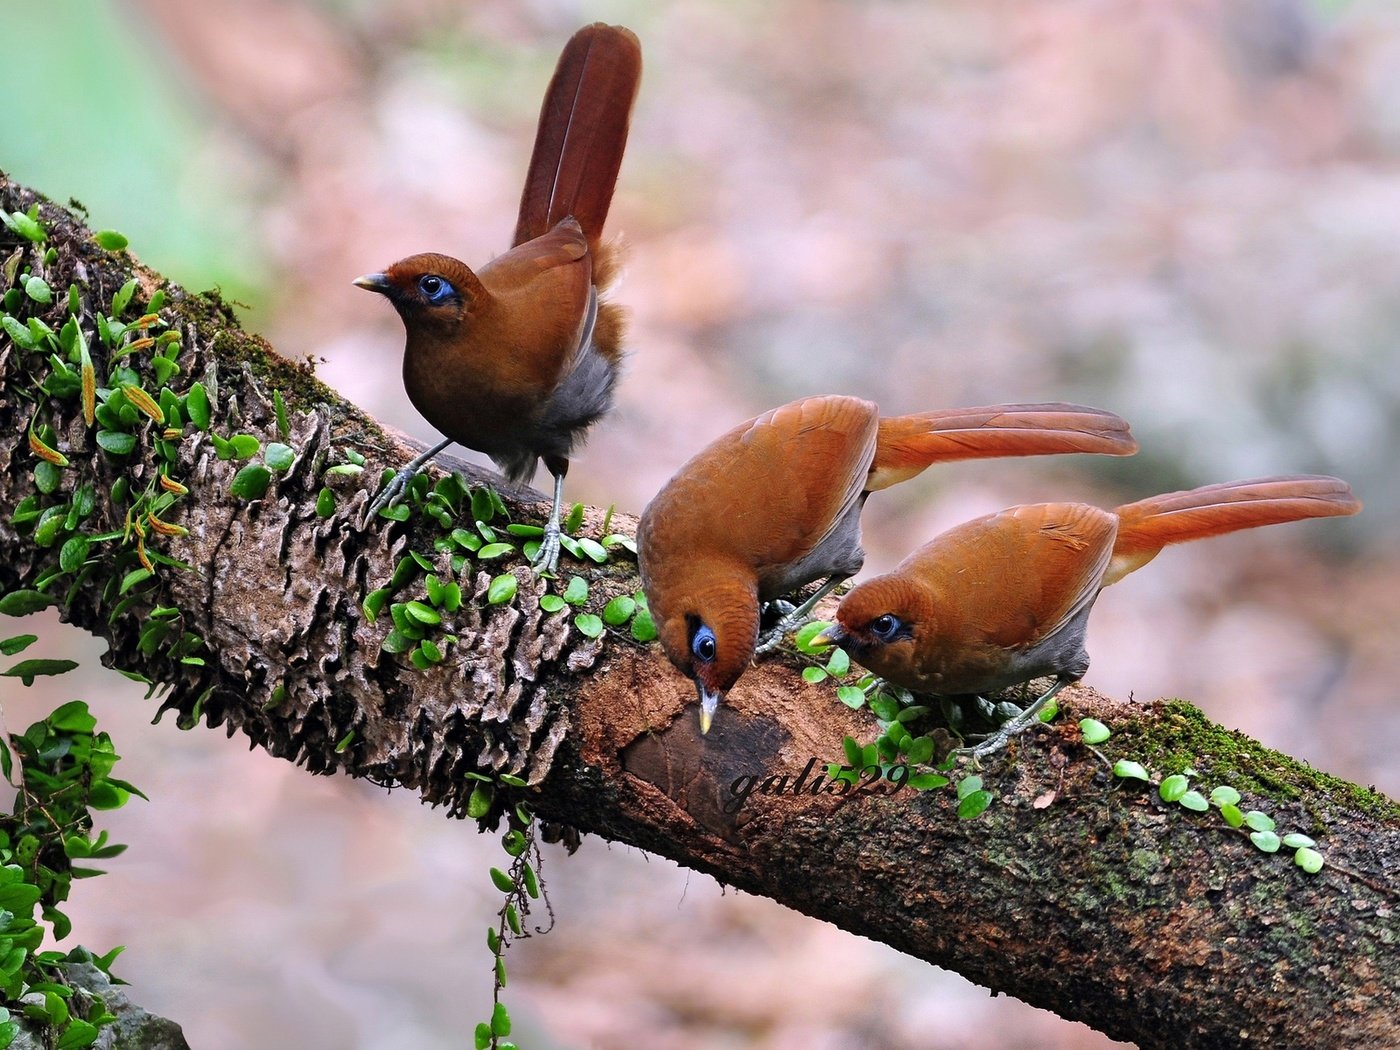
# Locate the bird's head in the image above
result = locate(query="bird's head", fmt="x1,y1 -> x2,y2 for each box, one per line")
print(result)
354,253 -> 483,335
646,572 -> 760,735
814,574 -> 926,681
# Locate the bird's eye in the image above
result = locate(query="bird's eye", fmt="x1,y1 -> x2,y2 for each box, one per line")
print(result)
691,623 -> 717,664
870,614 -> 903,642
417,274 -> 453,302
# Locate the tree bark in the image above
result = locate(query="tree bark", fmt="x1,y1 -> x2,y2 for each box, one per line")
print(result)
1,173 -> 1396,1049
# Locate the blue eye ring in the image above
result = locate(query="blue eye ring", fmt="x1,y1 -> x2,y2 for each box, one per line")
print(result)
418,274 -> 454,302
870,614 -> 902,642
691,623 -> 717,664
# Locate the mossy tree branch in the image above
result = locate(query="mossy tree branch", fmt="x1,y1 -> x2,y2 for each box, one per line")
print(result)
1,174 -> 1396,1049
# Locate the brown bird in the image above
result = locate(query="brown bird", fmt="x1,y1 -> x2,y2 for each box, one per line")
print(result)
355,24 -> 642,573
816,475 -> 1361,755
638,395 -> 1140,733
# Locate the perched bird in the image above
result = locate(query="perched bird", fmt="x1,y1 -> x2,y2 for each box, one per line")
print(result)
355,23 -> 642,572
817,475 -> 1362,755
638,395 -> 1140,733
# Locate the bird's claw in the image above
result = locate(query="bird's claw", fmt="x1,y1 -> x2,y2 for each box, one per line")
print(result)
532,521 -> 562,576
362,467 -> 416,525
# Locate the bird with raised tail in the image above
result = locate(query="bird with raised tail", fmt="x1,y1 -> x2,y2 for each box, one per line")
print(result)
816,475 -> 1362,756
638,395 -> 1141,734
355,23 -> 642,574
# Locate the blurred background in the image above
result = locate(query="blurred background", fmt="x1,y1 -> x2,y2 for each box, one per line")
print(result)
2,0 -> 1397,1046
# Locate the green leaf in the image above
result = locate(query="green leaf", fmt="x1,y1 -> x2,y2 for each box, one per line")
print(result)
273,389 -> 290,438
119,568 -> 153,595
487,574 -> 517,605
522,864 -> 539,899
4,210 -> 45,242
1159,774 -> 1189,802
1,315 -> 34,349
24,276 -> 51,303
1,659 -> 79,686
576,537 -> 608,563
1113,759 -> 1150,782
418,639 -> 443,664
630,605 -> 657,642
1037,696 -> 1060,722
842,736 -> 863,768
562,576 -> 589,605
904,736 -> 935,765
58,536 -> 90,573
957,789 -> 993,820
229,434 -> 261,459
230,464 -> 272,500
825,647 -> 850,676
467,782 -> 494,820
1177,790 -> 1209,812
264,443 -> 295,471
1243,810 -> 1276,833
380,630 -> 413,654
1209,785 -> 1241,808
956,775 -> 983,800
95,430 -> 136,455
602,595 -> 636,625
1220,804 -> 1245,828
563,502 -> 585,535
185,383 -> 211,429
1294,847 -> 1324,874
908,773 -> 949,791
1282,833 -> 1316,849
316,488 -> 336,517
361,588 -> 390,621
478,542 -> 515,560
0,636 -> 37,657
574,613 -> 604,638
539,594 -> 566,613
95,229 -> 129,251
111,278 -> 138,318
794,621 -> 833,653
489,867 -> 514,893
55,1020 -> 99,1049
405,601 -> 441,625
1078,718 -> 1111,744
836,685 -> 866,709
801,665 -> 828,684
0,590 -> 52,616
474,1023 -> 491,1050
1250,830 -> 1281,853
491,1002 -> 512,1038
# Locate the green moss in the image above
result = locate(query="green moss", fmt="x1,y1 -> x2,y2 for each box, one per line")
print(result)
1122,700 -> 1397,823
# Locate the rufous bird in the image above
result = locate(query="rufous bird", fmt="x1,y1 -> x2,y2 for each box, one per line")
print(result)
638,395 -> 1140,734
355,24 -> 642,573
816,475 -> 1361,756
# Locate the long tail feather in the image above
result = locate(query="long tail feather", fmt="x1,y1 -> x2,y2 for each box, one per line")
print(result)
867,403 -> 1138,491
513,24 -> 642,257
1106,474 -> 1361,584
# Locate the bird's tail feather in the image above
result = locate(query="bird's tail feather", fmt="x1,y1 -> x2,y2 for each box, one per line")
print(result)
1105,475 -> 1360,585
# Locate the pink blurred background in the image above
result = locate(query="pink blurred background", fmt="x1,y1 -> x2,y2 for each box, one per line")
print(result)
2,1 -> 1396,1046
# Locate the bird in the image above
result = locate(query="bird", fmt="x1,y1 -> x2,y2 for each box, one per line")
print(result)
637,394 -> 1140,734
354,23 -> 642,573
815,475 -> 1362,756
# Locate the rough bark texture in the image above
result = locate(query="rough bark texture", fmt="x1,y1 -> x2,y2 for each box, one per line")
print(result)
1,174 -> 1396,1049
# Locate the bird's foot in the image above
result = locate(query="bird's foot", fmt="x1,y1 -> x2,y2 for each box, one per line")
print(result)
755,609 -> 810,654
362,466 -> 417,524
953,681 -> 1066,760
532,519 -> 562,576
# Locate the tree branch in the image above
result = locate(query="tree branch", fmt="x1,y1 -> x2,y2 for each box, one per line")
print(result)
1,173 -> 1395,1049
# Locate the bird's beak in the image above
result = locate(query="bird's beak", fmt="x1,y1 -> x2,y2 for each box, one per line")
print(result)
812,623 -> 849,648
353,272 -> 391,294
696,681 -> 723,735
